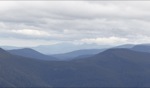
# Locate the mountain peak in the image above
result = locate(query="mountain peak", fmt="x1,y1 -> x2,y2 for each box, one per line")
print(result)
0,48 -> 5,51
0,48 -> 9,53
8,48 -> 57,61
0,48 -> 12,57
101,48 -> 132,54
16,48 -> 36,51
10,48 -> 42,54
132,44 -> 150,53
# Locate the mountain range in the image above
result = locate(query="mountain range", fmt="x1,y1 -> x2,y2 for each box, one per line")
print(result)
52,48 -> 105,60
1,43 -> 112,54
5,44 -> 135,61
51,44 -> 135,60
1,44 -> 150,87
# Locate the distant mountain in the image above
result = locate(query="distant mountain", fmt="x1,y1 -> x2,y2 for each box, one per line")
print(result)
114,44 -> 135,48
0,44 -> 145,55
8,48 -> 58,61
32,43 -> 112,54
132,44 -> 150,53
52,48 -> 105,60
52,44 -> 136,61
2,43 -> 134,55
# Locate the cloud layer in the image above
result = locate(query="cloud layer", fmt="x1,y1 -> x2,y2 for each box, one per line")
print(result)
0,1 -> 150,46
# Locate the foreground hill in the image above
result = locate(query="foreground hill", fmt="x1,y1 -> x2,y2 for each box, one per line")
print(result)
47,48 -> 150,87
0,48 -> 50,87
1,48 -> 150,87
8,48 -> 58,61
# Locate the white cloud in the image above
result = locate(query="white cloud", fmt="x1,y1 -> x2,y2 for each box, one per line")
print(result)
80,37 -> 128,45
0,1 -> 150,46
0,37 -> 58,47
12,29 -> 50,37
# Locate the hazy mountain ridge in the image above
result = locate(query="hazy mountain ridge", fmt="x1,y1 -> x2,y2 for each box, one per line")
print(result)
8,48 -> 58,61
1,45 -> 150,87
131,44 -> 150,53
52,48 -> 106,60
1,43 -> 112,54
32,43 -> 112,54
51,44 -> 136,60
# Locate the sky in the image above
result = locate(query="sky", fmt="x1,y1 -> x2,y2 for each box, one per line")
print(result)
0,1 -> 150,47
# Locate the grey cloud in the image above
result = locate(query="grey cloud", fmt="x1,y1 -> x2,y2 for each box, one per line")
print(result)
0,1 -> 150,46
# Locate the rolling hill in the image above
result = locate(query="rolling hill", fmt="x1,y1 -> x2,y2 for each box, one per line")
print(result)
8,48 -> 58,61
0,48 -> 50,87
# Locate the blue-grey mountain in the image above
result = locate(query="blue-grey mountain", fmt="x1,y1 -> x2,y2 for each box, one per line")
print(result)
132,44 -> 150,53
1,47 -> 150,87
52,49 -> 105,60
8,48 -> 58,61
32,43 -> 112,54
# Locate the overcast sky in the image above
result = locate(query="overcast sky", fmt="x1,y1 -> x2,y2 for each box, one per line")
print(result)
0,1 -> 150,47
